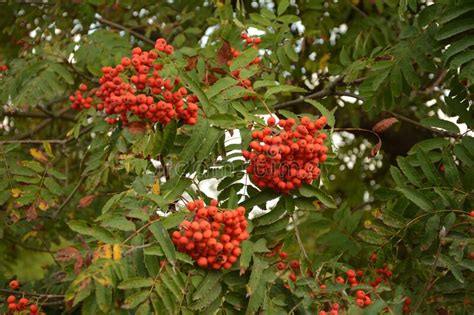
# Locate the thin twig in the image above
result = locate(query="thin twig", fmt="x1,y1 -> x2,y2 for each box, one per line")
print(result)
0,139 -> 67,145
333,127 -> 382,144
14,105 -> 71,140
0,289 -> 64,300
97,17 -> 155,45
3,111 -> 76,122
159,154 -> 170,180
348,0 -> 369,18
4,237 -> 54,253
412,239 -> 443,313
52,176 -> 86,218
274,77 -> 344,109
387,111 -> 461,139
292,213 -> 311,264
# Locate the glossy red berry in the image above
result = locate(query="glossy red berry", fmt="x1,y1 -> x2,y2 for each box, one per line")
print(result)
289,272 -> 297,282
30,304 -> 39,312
7,295 -> 16,303
276,261 -> 286,270
9,280 -> 19,290
19,297 -> 28,305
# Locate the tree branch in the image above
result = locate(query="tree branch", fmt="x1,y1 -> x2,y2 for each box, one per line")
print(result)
386,111 -> 461,139
97,17 -> 155,46
3,111 -> 76,122
52,176 -> 86,218
274,77 -> 344,109
0,289 -> 64,300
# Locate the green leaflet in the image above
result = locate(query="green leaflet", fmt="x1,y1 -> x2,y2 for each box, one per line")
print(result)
149,221 -> 177,266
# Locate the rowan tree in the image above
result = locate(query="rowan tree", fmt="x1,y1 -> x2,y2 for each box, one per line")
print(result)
0,1 -> 473,314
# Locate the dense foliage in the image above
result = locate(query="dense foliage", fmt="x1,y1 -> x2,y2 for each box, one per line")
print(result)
0,0 -> 473,314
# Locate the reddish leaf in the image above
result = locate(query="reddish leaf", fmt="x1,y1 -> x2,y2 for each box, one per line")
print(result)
375,54 -> 393,61
10,211 -> 20,223
209,67 -> 227,75
56,247 -> 84,274
205,73 -> 218,85
217,40 -> 232,65
370,140 -> 382,157
126,121 -> 147,135
372,118 -> 399,133
185,55 -> 198,71
78,195 -> 95,208
26,205 -> 38,221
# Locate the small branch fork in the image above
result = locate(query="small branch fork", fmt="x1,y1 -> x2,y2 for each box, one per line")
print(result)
0,288 -> 64,301
273,76 -> 462,139
97,17 -> 155,46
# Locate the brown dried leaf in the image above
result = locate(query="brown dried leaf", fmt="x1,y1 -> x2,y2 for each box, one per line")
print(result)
26,205 -> 38,221
372,117 -> 399,133
78,195 -> 95,208
185,55 -> 198,71
217,40 -> 232,65
209,67 -> 227,75
56,247 -> 84,274
205,73 -> 218,85
126,121 -> 147,135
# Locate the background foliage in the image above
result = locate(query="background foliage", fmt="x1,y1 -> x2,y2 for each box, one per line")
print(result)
0,0 -> 473,314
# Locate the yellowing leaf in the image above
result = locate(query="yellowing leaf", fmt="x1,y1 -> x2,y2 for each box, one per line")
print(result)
43,141 -> 54,157
371,208 -> 383,219
95,276 -> 113,286
22,230 -> 38,241
319,53 -> 331,70
152,180 -> 161,195
38,200 -> 49,211
103,245 -> 112,259
113,244 -> 122,261
312,200 -> 321,210
30,148 -> 48,163
11,188 -> 22,198
351,0 -> 360,4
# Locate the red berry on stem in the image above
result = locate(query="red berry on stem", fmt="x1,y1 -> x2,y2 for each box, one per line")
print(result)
9,280 -> 19,290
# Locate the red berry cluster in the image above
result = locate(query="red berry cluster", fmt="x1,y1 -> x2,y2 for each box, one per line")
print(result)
243,116 -> 328,193
240,32 -> 262,47
403,297 -> 412,313
5,281 -> 41,315
70,38 -> 199,126
171,199 -> 249,270
345,268 -> 365,287
0,64 -> 8,72
69,83 -> 92,110
274,251 -> 302,283
318,303 -> 340,315
354,289 -> 372,308
226,32 -> 262,101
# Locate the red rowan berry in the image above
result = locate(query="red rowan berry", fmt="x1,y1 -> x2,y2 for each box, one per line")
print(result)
7,295 -> 16,303
276,261 -> 286,270
9,280 -> 19,290
290,260 -> 300,270
356,299 -> 365,307
289,272 -> 297,282
279,251 -> 288,259
30,304 -> 39,312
